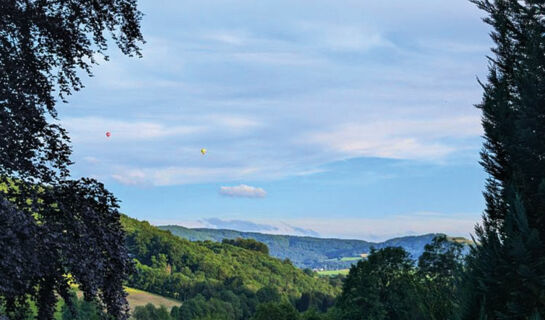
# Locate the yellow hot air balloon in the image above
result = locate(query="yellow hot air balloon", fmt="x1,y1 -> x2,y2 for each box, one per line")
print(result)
201,148 -> 207,155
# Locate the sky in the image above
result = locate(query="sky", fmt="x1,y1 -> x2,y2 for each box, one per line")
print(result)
58,0 -> 493,241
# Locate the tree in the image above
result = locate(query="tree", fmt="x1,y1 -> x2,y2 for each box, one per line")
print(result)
462,0 -> 545,318
0,1 -> 143,319
133,304 -> 173,320
417,235 -> 464,320
251,302 -> 300,320
223,238 -> 270,255
336,247 -> 421,320
257,287 -> 281,304
61,294 -> 106,320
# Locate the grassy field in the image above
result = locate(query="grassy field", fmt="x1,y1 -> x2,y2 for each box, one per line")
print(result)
317,269 -> 350,276
124,287 -> 182,311
53,286 -> 182,319
73,286 -> 182,312
340,256 -> 361,262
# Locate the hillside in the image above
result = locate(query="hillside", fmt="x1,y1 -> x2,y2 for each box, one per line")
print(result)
158,225 -> 470,270
121,216 -> 339,305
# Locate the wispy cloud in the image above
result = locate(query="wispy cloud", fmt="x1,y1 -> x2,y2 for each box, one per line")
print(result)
303,116 -> 482,160
297,21 -> 395,51
112,167 -> 260,186
219,184 -> 267,198
202,218 -> 277,231
161,218 -> 321,237
153,213 -> 480,241
64,0 -> 490,188
62,117 -> 205,142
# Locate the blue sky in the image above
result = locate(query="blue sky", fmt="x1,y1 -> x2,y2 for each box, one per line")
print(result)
58,0 -> 492,240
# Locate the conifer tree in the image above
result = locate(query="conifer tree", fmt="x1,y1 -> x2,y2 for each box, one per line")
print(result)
463,1 -> 545,318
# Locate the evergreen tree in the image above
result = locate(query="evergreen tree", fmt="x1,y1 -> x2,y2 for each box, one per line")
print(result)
463,0 -> 545,318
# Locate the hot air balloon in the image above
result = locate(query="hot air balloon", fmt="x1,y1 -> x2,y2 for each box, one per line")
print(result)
106,131 -> 111,138
201,148 -> 207,155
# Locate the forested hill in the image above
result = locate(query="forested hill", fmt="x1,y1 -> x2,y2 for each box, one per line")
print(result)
121,215 -> 339,312
158,225 -> 470,270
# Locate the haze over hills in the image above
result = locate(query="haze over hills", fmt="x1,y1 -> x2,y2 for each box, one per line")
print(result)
158,225 -> 471,270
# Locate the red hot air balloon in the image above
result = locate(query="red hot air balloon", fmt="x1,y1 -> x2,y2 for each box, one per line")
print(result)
106,131 -> 111,138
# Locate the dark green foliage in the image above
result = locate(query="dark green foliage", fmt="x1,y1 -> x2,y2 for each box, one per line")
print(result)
417,235 -> 464,320
336,247 -> 421,320
333,236 -> 462,320
295,292 -> 334,313
133,304 -> 173,320
256,287 -> 281,304
251,302 -> 300,320
170,306 -> 181,319
462,0 -> 545,318
1,179 -> 132,320
0,0 -> 143,319
61,294 -> 106,320
300,309 -> 327,320
418,235 -> 464,278
223,238 -> 270,255
177,294 -> 237,320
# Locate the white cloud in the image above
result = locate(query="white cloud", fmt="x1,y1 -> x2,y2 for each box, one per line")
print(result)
418,39 -> 490,54
296,21 -> 395,51
303,116 -> 482,160
204,31 -> 248,45
63,117 -> 205,142
231,52 -> 323,66
112,167 -> 261,186
201,114 -> 262,130
82,156 -> 100,164
112,169 -> 147,186
219,184 -> 267,198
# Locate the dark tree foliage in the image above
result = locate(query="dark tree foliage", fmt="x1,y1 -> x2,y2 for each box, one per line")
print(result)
251,302 -> 300,320
0,0 -> 143,182
0,0 -> 143,319
417,235 -> 464,320
335,247 -> 421,320
60,293 -> 107,320
223,238 -> 270,255
463,0 -> 545,318
133,304 -> 173,320
256,287 -> 281,304
418,235 -> 464,278
295,292 -> 335,313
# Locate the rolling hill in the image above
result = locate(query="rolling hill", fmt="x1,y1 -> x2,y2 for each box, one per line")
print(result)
158,225 -> 470,270
121,216 -> 339,302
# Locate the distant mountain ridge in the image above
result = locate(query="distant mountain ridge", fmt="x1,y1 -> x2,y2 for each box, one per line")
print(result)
158,225 -> 470,270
